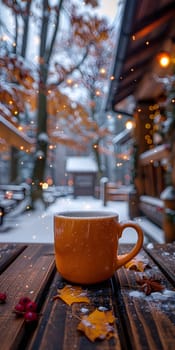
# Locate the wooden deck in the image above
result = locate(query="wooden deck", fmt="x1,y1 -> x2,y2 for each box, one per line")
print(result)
0,242 -> 175,349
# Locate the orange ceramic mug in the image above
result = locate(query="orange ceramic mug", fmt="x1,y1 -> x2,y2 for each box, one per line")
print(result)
54,211 -> 143,284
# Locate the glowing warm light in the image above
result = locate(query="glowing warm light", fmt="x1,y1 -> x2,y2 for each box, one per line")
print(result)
99,68 -> 106,75
20,146 -> 24,150
42,182 -> 48,189
157,52 -> 171,68
149,104 -> 159,111
125,120 -> 134,130
5,191 -> 13,199
110,76 -> 115,80
123,155 -> 129,160
47,178 -> 53,186
149,114 -> 154,119
49,144 -> 54,150
67,79 -> 73,85
2,34 -> 9,41
68,179 -> 73,186
95,90 -> 101,96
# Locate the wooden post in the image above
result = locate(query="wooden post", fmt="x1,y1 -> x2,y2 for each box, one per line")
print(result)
128,188 -> 140,219
160,186 -> 175,242
100,177 -> 108,206
134,100 -> 155,196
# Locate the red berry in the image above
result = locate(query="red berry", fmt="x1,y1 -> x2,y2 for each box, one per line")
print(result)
26,301 -> 37,312
19,297 -> 31,308
14,303 -> 25,314
0,292 -> 7,303
24,311 -> 38,322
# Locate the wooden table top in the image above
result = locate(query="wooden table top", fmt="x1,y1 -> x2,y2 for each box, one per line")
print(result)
0,242 -> 175,350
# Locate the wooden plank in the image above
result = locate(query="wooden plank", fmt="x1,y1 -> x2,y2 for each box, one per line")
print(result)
140,196 -> 163,208
134,217 -> 164,243
28,275 -> 122,350
144,243 -> 175,286
139,196 -> 164,227
0,243 -> 27,273
154,164 -> 164,196
115,246 -> 175,350
143,164 -> 156,197
0,244 -> 55,350
0,115 -> 35,153
139,144 -> 170,166
0,243 -> 174,350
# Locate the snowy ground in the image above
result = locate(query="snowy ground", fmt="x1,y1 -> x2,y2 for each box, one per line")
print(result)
0,196 -> 147,244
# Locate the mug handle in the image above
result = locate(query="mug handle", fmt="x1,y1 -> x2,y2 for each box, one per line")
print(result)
116,222 -> 144,269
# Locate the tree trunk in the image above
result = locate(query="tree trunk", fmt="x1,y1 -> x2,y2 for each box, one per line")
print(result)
31,88 -> 48,207
30,0 -> 50,207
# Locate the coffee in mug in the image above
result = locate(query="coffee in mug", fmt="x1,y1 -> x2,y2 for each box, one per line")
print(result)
54,211 -> 143,284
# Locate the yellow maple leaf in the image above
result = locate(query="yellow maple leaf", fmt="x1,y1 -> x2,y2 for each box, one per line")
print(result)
77,309 -> 115,342
53,285 -> 90,305
125,257 -> 149,272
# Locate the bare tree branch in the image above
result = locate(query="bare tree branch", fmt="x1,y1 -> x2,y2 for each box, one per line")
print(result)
21,0 -> 32,57
49,45 -> 89,87
40,0 -> 50,59
45,0 -> 64,65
